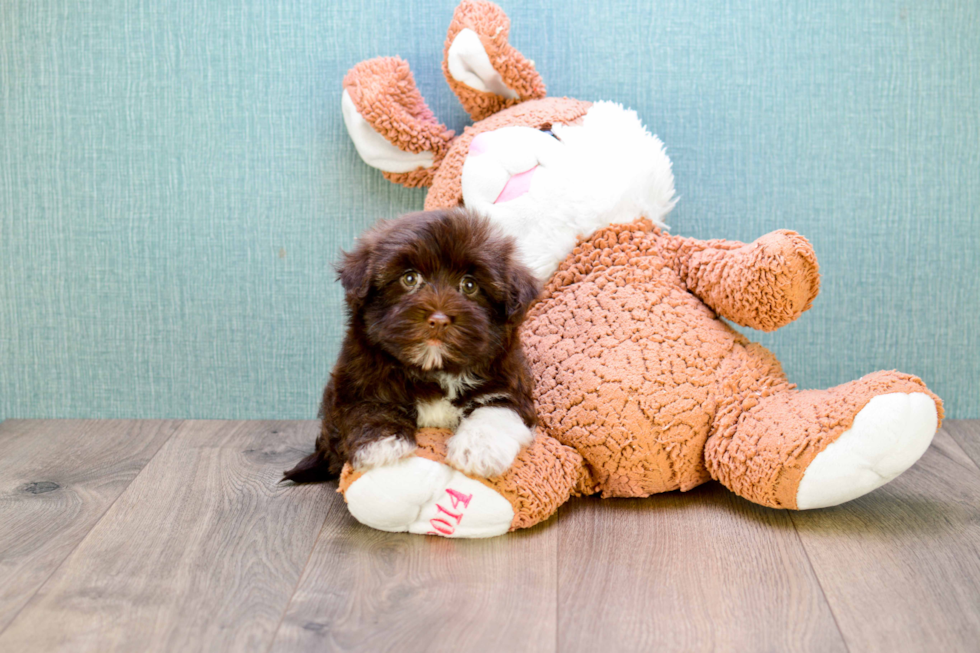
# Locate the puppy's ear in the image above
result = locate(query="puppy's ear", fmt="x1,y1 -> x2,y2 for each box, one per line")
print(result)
337,240 -> 374,309
505,264 -> 541,324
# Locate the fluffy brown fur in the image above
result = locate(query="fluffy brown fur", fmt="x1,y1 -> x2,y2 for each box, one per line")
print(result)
283,208 -> 540,483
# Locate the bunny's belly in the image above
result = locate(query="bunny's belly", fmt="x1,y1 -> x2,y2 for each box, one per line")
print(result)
522,235 -> 748,498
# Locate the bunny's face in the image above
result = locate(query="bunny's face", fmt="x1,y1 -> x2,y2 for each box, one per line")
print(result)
342,1 -> 676,280
456,102 -> 675,279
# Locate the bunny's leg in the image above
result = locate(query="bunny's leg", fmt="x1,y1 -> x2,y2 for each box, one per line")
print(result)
705,370 -> 942,509
340,456 -> 516,538
339,428 -> 590,537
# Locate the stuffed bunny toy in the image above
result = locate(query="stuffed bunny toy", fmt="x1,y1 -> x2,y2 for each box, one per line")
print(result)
333,0 -> 943,538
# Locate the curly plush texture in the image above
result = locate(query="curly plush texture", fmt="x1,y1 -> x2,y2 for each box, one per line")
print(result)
527,220 -> 740,497
481,430 -> 595,529
443,0 -> 547,121
706,369 -> 943,508
522,221 -> 943,505
658,230 -> 821,331
342,57 -> 454,187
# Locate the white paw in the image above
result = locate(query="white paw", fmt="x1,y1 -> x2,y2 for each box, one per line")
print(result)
446,407 -> 534,477
351,436 -> 417,470
796,392 -> 939,509
344,457 -> 514,538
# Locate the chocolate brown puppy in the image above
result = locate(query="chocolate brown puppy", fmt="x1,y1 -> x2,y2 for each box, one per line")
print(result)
283,208 -> 540,483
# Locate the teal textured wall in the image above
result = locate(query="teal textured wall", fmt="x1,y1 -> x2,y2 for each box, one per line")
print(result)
1,0 -> 977,420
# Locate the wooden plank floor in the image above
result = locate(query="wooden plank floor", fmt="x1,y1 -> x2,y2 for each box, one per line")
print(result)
0,419 -> 977,652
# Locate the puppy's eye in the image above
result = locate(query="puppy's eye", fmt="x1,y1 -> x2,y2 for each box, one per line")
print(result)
459,276 -> 478,296
400,270 -> 422,290
540,128 -> 560,141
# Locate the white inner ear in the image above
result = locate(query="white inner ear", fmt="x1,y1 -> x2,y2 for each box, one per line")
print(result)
447,28 -> 520,100
341,89 -> 436,173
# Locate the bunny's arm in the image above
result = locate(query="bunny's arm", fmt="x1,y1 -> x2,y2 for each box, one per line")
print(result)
656,230 -> 820,332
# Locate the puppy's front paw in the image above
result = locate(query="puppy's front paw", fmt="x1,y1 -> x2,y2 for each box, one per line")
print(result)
351,435 -> 417,471
446,407 -> 534,478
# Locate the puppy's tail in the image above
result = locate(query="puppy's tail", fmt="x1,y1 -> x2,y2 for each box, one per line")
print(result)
281,450 -> 338,484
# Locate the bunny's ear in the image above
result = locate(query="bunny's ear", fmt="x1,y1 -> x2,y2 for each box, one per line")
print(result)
342,57 -> 455,188
443,1 -> 546,121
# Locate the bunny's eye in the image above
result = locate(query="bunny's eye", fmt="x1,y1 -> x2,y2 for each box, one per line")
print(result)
541,129 -> 560,140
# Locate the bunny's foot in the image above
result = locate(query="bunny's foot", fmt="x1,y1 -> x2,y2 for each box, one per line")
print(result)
343,456 -> 515,538
706,370 -> 942,509
795,391 -> 938,509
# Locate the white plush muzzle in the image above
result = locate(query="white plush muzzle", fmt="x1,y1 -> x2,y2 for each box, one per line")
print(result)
461,101 -> 677,281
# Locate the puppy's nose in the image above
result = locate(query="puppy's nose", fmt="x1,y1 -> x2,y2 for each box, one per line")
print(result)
427,312 -> 452,331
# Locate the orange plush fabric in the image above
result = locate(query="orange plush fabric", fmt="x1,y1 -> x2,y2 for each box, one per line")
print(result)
342,57 -> 454,188
659,230 -> 820,332
705,370 -> 942,508
442,0 -> 546,121
523,219 -> 941,505
475,431 -> 594,530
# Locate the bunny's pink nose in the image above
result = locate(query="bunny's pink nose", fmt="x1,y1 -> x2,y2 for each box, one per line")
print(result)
468,132 -> 492,156
495,166 -> 537,204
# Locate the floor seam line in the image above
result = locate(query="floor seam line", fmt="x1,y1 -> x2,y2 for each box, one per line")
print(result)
555,506 -> 561,653
263,485 -> 337,653
788,512 -> 852,653
942,423 -> 980,474
0,419 -> 184,640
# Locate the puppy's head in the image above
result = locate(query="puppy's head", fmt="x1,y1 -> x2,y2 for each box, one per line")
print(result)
339,208 -> 539,373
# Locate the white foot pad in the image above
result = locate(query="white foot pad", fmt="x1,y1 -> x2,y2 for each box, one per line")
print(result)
344,457 -> 514,538
796,392 -> 938,509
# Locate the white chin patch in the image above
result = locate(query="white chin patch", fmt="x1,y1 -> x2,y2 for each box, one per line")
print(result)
447,28 -> 520,99
461,101 -> 677,282
413,343 -> 444,371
